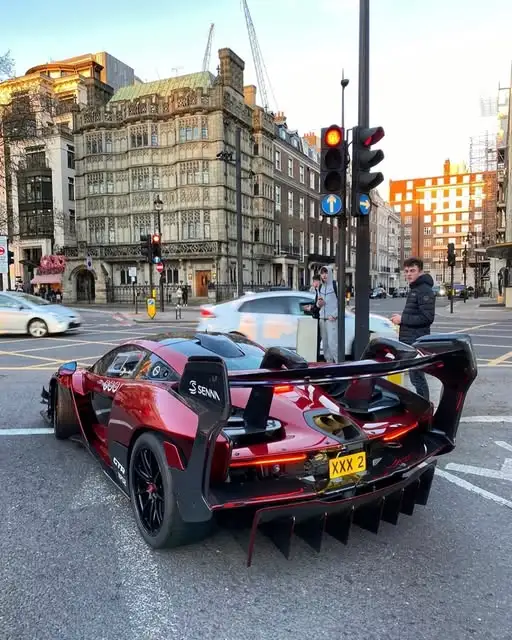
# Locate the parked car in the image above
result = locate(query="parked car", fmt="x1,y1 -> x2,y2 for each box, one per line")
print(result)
370,287 -> 387,299
197,290 -> 397,358
0,291 -> 81,338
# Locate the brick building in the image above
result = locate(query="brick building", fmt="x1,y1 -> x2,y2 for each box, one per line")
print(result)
389,160 -> 497,289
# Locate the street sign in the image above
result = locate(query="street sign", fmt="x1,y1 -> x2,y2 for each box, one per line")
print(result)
358,193 -> 371,215
0,236 -> 7,274
321,194 -> 342,216
146,297 -> 156,319
156,262 -> 164,273
128,266 -> 137,278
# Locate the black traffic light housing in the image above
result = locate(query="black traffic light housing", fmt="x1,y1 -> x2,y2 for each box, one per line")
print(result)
352,125 -> 385,197
320,125 -> 346,196
140,234 -> 151,262
8,250 -> 14,265
151,233 -> 162,264
447,242 -> 456,267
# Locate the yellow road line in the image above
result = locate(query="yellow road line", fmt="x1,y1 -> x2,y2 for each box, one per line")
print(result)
487,350 -> 512,366
451,322 -> 498,333
12,340 -> 118,354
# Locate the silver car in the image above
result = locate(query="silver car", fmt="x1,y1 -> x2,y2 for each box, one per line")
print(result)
0,291 -> 82,338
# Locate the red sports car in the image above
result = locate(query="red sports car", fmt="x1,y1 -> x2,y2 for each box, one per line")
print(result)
41,330 -> 477,566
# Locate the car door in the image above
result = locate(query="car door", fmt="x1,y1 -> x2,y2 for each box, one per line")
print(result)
0,294 -> 31,333
85,345 -> 148,427
237,295 -> 297,349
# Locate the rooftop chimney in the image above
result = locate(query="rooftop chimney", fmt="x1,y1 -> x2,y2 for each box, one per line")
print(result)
243,84 -> 257,107
218,48 -> 245,95
274,110 -> 286,125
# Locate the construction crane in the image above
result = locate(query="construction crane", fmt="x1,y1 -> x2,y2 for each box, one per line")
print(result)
241,0 -> 277,112
202,23 -> 215,73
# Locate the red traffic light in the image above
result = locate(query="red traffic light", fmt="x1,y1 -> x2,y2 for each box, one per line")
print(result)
323,125 -> 343,147
361,126 -> 385,147
152,234 -> 160,243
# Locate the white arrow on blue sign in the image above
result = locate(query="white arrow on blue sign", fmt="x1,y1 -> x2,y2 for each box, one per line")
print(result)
358,194 -> 371,215
321,194 -> 343,216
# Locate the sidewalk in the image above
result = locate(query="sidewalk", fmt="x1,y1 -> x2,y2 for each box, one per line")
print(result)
435,297 -> 511,319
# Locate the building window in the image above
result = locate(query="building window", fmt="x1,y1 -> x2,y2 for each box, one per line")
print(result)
275,150 -> 281,171
406,192 -> 413,201
288,191 -> 293,216
105,133 -> 112,153
299,196 -> 305,219
394,204 -> 401,213
310,200 -> 315,218
424,237 -> 431,246
179,161 -> 209,186
275,223 -> 281,253
68,209 -> 75,234
309,171 -> 315,190
395,193 -> 402,201
131,167 -> 150,191
405,216 -> 412,225
299,165 -> 305,183
326,237 -> 331,256
405,204 -> 412,212
288,228 -> 294,247
426,178 -> 432,186
424,227 -> 432,235
424,215 -> 431,223
309,233 -> 314,253
300,231 -> 305,261
275,185 -> 281,211
86,133 -> 103,154
151,125 -> 158,146
67,145 -> 75,169
288,157 -> 293,178
68,177 -> 75,201
130,125 -> 148,148
406,180 -> 413,190
318,236 -> 323,255
181,211 -> 202,239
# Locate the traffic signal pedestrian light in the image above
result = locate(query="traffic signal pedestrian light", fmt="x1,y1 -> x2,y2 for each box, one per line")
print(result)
140,234 -> 151,262
8,251 -> 14,266
447,242 -> 456,267
151,233 -> 162,264
320,125 -> 346,195
351,126 -> 385,197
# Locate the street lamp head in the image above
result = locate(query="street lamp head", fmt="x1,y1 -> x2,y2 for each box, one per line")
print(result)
153,195 -> 163,211
341,78 -> 349,89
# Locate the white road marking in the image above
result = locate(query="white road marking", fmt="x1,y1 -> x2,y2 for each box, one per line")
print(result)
445,461 -> 512,481
495,440 -> 512,453
435,468 -> 512,509
71,470 -> 177,637
0,428 -> 54,436
460,416 -> 512,423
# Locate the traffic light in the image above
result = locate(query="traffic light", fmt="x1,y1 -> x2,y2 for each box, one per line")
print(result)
320,125 -> 346,196
140,234 -> 151,262
351,125 -> 385,198
151,233 -> 162,264
447,242 -> 456,267
8,251 -> 14,266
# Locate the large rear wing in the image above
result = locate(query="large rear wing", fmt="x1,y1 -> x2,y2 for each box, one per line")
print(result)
171,334 -> 477,523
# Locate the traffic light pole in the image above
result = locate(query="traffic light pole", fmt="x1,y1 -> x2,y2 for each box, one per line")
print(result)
353,0 -> 371,360
450,264 -> 454,314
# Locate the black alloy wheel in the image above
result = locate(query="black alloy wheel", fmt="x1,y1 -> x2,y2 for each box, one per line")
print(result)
132,445 -> 165,535
128,432 -> 213,549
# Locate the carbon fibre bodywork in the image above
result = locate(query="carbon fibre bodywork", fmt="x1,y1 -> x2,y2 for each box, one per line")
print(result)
40,332 -> 477,565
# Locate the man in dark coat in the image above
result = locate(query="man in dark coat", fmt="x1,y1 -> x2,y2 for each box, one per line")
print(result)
391,257 -> 435,400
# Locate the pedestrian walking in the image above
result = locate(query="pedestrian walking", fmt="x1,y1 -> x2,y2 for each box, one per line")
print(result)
316,265 -> 339,363
391,257 -> 435,400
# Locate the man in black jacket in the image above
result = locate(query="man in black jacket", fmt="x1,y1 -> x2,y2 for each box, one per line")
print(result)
391,257 -> 435,400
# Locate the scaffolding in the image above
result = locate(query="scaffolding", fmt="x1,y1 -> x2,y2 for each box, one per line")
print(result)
469,131 -> 497,173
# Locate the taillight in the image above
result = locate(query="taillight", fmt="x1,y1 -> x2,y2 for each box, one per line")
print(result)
274,384 -> 294,394
230,453 -> 307,468
200,308 -> 216,318
382,421 -> 418,442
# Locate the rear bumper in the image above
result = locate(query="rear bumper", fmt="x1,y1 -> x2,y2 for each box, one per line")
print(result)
216,459 -> 438,566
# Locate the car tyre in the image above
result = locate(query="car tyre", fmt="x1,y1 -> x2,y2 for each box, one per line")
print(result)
52,385 -> 76,440
129,432 -> 213,550
28,318 -> 48,338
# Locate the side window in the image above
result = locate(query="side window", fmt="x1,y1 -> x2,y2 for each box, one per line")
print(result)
136,353 -> 178,382
288,296 -> 315,315
239,296 -> 290,314
0,295 -> 19,308
91,346 -> 146,379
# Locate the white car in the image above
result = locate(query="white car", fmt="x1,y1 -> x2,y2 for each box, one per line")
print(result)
197,290 -> 397,358
0,291 -> 82,338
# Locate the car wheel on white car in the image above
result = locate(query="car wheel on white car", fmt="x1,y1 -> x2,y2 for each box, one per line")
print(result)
28,318 -> 48,338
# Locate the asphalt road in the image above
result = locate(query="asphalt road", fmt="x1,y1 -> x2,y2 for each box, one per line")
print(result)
1,305 -> 511,640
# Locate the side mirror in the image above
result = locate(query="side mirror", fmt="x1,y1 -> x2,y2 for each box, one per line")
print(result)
58,361 -> 77,376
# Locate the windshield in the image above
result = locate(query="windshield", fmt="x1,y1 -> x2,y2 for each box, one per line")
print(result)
10,292 -> 50,306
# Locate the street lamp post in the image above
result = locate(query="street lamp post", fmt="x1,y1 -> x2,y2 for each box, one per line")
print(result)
154,195 -> 164,311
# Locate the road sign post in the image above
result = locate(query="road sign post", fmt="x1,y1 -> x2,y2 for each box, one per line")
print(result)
146,297 -> 156,320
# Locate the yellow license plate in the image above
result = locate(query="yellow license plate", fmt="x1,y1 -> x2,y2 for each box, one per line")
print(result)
329,452 -> 367,479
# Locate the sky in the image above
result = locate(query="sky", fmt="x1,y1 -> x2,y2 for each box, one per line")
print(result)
2,0 -> 512,199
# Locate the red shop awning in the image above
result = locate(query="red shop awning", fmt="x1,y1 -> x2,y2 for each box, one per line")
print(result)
31,274 -> 63,285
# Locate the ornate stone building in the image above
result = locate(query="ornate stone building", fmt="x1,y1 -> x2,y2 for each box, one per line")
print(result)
64,48 -> 276,302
